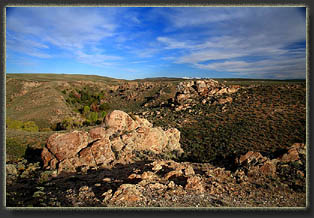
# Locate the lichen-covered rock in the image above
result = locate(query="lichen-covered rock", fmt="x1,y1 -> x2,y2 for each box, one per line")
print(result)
108,184 -> 146,206
90,138 -> 115,166
88,127 -> 108,141
164,128 -> 183,154
185,176 -> 205,193
173,79 -> 239,108
279,143 -> 305,163
104,110 -> 139,132
41,110 -> 183,175
41,147 -> 54,168
217,96 -> 233,105
58,157 -> 81,174
133,115 -> 153,128
6,164 -> 18,184
46,131 -> 89,161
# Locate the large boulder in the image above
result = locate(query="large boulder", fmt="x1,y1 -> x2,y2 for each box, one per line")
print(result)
41,110 -> 183,175
104,110 -> 139,132
46,131 -> 89,161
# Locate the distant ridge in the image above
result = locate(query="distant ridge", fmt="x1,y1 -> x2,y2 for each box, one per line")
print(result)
6,73 -> 305,83
6,73 -> 124,83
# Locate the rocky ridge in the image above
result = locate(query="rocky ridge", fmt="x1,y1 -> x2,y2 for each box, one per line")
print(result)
171,79 -> 239,111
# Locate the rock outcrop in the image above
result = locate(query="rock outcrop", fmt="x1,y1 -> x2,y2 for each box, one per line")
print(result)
236,143 -> 306,181
41,110 -> 183,175
171,79 -> 240,111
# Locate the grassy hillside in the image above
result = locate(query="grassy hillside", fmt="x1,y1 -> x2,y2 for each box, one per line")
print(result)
6,73 -> 123,83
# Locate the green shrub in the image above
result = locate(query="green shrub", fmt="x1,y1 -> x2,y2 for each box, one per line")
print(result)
22,121 -> 39,132
83,120 -> 91,126
99,102 -> 110,111
39,127 -> 52,132
60,117 -> 74,130
6,118 -> 39,132
6,137 -> 28,161
88,112 -> 98,124
100,111 -> 107,120
83,105 -> 90,115
6,118 -> 23,130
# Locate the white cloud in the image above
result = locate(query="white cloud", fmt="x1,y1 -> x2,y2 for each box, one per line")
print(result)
75,50 -> 122,67
7,7 -> 121,65
6,7 -> 306,79
6,32 -> 52,58
155,7 -> 306,78
132,47 -> 161,58
157,37 -> 195,50
7,7 -> 116,49
154,7 -> 245,29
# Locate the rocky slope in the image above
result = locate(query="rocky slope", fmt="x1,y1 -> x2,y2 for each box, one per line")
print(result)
6,111 -> 306,207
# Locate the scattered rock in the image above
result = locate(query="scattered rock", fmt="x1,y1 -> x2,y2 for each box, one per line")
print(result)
108,184 -> 146,206
173,79 -> 239,109
217,97 -> 233,105
6,164 -> 18,177
185,176 -> 205,193
279,143 -> 305,163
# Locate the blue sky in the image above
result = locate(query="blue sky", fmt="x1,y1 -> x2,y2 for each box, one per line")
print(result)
6,7 -> 306,80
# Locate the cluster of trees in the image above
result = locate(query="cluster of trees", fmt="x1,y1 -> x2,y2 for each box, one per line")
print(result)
60,88 -> 111,129
6,118 -> 39,132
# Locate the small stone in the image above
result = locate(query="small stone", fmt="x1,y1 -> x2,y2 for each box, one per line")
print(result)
79,186 -> 90,192
185,176 -> 205,193
33,191 -> 45,198
102,189 -> 113,202
152,164 -> 162,172
36,186 -> 45,191
184,165 -> 195,176
17,163 -> 25,171
6,164 -> 18,176
103,177 -> 111,182
148,182 -> 167,190
168,181 -> 176,189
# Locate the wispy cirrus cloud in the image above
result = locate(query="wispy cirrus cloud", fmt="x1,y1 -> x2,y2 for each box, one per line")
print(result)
6,32 -> 52,58
75,50 -> 122,67
155,7 -> 306,79
7,7 -> 120,65
6,7 -> 306,79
